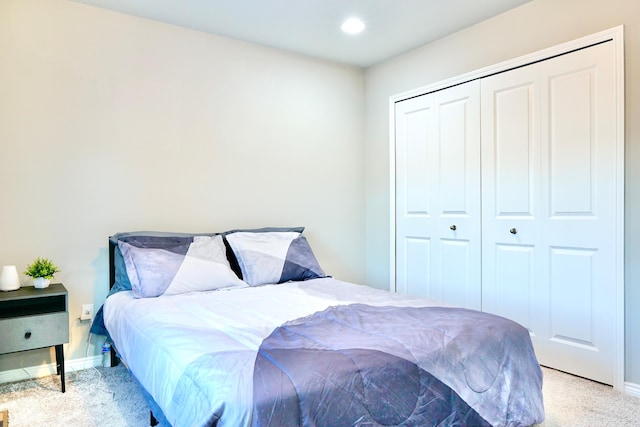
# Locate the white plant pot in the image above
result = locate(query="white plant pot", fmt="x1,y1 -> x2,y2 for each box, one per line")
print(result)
33,277 -> 51,289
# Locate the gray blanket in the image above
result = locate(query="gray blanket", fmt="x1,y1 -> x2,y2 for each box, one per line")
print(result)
252,304 -> 544,426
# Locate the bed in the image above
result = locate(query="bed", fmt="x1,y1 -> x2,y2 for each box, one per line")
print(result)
91,228 -> 545,427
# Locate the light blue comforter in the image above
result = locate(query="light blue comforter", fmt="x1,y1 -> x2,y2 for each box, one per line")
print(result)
103,278 -> 544,426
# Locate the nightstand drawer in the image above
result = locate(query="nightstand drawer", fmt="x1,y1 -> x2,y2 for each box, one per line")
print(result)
0,312 -> 69,354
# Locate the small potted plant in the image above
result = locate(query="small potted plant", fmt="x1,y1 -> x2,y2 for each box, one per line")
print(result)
24,257 -> 60,289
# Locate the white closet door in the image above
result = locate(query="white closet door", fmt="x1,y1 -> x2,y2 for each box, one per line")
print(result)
395,81 -> 481,309
481,41 -> 617,384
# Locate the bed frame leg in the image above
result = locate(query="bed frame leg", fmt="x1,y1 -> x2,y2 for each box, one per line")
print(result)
150,411 -> 158,426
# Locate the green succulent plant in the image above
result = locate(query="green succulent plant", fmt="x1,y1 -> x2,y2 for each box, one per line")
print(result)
24,257 -> 60,279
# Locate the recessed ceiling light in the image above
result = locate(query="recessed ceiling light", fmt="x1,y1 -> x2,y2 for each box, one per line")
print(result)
341,18 -> 365,34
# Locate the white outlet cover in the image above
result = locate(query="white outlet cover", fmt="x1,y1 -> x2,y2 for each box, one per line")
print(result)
81,304 -> 94,321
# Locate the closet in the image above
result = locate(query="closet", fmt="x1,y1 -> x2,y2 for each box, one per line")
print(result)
392,29 -> 623,386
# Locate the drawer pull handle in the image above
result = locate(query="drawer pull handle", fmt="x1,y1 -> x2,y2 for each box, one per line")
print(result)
24,332 -> 32,339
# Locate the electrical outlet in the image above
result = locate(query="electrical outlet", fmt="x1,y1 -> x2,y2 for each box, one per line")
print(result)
81,304 -> 94,321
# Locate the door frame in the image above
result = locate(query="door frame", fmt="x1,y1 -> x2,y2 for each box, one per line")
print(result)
388,26 -> 625,391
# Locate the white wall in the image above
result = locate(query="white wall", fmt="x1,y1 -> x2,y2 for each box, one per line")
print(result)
0,0 -> 365,370
364,0 -> 640,383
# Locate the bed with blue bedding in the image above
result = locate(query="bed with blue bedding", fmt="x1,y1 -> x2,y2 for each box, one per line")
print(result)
94,229 -> 545,427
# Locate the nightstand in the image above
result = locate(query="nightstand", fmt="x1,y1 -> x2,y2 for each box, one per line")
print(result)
0,283 -> 69,392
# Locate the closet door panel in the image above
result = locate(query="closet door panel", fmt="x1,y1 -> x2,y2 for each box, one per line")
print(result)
538,42 -> 616,384
439,96 -> 472,213
395,81 -> 481,308
395,95 -> 434,298
491,243 -> 535,331
481,68 -> 544,330
549,70 -> 594,213
433,83 -> 481,309
549,247 -> 596,346
403,108 -> 431,215
493,84 -> 537,215
398,237 -> 431,298
440,239 -> 473,308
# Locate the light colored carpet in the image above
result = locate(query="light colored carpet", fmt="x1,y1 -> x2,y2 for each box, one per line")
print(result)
538,367 -> 640,426
0,366 -> 149,426
0,365 -> 639,426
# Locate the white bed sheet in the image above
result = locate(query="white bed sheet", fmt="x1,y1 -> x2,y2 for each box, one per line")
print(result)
103,278 -> 435,426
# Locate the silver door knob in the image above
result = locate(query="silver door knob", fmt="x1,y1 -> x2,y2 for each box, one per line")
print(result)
450,225 -> 457,231
509,228 -> 517,234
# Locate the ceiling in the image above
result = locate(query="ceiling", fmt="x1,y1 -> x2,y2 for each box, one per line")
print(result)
70,0 -> 532,68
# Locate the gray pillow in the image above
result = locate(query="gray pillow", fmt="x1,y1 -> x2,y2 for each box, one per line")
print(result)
119,235 -> 246,298
225,231 -> 325,286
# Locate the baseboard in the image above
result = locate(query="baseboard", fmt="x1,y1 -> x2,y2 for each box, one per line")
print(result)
0,355 -> 102,385
625,381 -> 640,399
